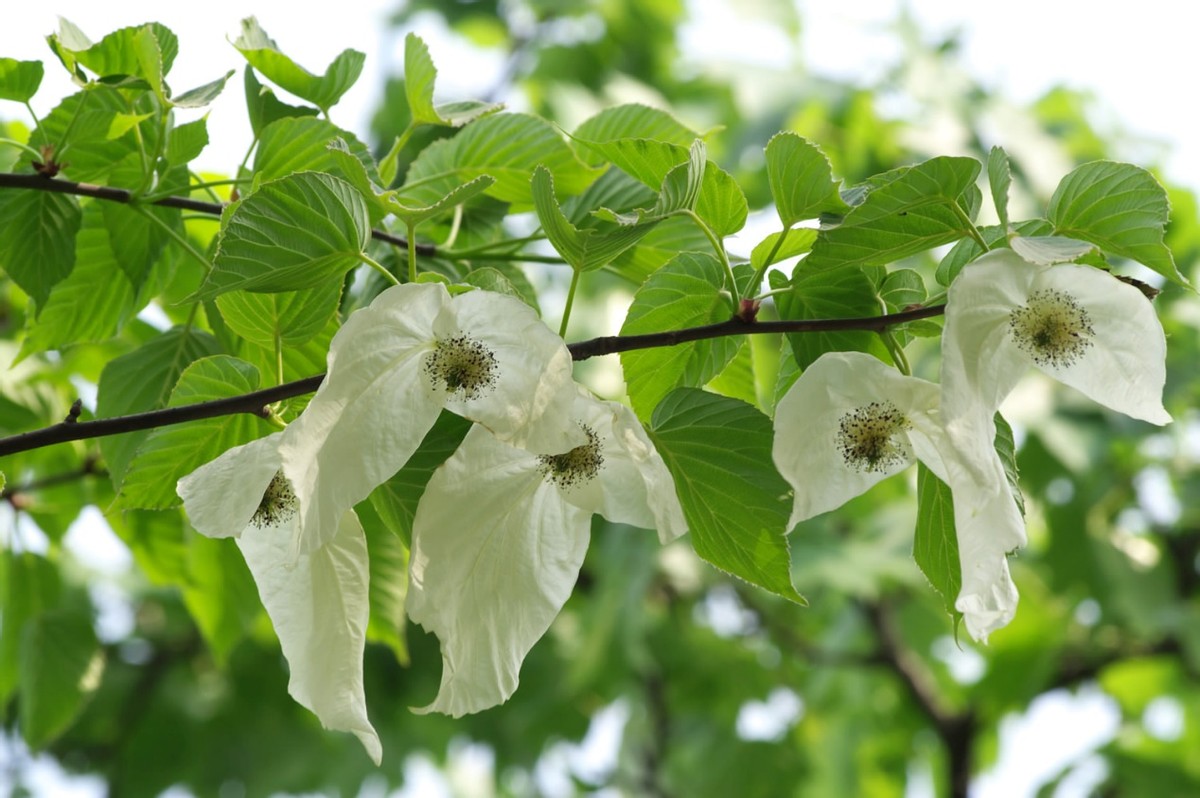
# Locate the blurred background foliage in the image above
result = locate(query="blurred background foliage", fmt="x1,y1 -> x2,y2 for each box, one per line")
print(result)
2,1 -> 1199,796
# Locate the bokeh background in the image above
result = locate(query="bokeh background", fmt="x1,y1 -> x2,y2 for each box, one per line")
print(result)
2,1 -> 1198,796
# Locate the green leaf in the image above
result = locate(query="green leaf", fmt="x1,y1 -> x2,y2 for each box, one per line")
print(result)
531,166 -> 652,272
19,203 -> 136,355
773,266 -> 883,370
0,552 -> 61,705
804,156 -> 982,271
877,268 -> 926,312
913,463 -> 961,623
0,58 -> 44,102
355,500 -> 411,664
49,22 -> 178,95
1047,160 -> 1184,284
253,116 -> 378,185
100,202 -> 176,288
387,174 -> 496,228
232,17 -> 364,114
166,117 -> 209,166
572,103 -> 701,166
18,609 -> 104,749
403,112 -> 598,207
0,189 -> 81,306
121,356 -> 272,510
181,531 -> 261,665
217,281 -> 341,349
609,216 -> 712,283
368,411 -> 472,549
201,172 -> 370,296
649,389 -> 804,603
579,137 -> 747,236
620,253 -> 747,420
171,69 -> 234,108
96,327 -> 221,488
403,33 -> 500,127
750,227 -> 818,272
765,132 -> 849,226
461,267 -> 538,312
935,219 -> 1050,285
243,66 -> 318,137
994,414 -> 1025,518
987,145 -> 1011,229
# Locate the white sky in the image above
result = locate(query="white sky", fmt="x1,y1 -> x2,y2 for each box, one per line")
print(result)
1,2 -> 1189,796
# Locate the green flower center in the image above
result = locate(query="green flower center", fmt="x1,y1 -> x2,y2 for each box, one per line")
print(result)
1009,289 -> 1095,369
836,401 -> 911,473
251,471 -> 298,528
539,425 -> 604,488
424,334 -> 499,400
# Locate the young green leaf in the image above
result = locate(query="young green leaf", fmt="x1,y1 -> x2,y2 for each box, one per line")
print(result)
765,132 -> 849,226
988,145 -> 1012,229
201,172 -> 371,296
403,112 -> 598,207
387,174 -> 496,228
1047,160 -> 1185,284
649,388 -> 805,603
620,253 -> 750,420
216,281 -> 341,349
0,58 -> 44,103
243,66 -> 318,137
165,117 -> 209,166
171,69 -> 234,108
403,33 -> 501,128
232,17 -> 364,114
750,228 -> 818,272
253,116 -> 379,185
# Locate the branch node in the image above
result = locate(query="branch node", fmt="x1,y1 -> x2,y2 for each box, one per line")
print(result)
64,399 -> 83,424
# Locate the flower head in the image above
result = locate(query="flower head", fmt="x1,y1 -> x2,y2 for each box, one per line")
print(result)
177,434 -> 380,764
772,351 -> 1024,641
277,282 -> 582,556
405,389 -> 686,717
941,249 -> 1170,428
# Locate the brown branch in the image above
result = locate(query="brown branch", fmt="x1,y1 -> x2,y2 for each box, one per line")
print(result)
863,602 -> 975,798
0,305 -> 945,459
0,172 -> 436,255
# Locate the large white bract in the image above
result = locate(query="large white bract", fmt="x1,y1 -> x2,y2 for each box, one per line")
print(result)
406,389 -> 687,717
276,282 -> 582,558
771,351 -> 1024,641
176,433 -> 380,764
941,249 -> 1170,480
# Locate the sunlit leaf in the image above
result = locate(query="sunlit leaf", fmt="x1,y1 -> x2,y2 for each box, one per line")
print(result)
232,17 -> 364,114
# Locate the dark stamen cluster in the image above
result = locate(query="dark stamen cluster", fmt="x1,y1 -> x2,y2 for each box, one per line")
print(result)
836,401 -> 911,473
1009,289 -> 1095,369
251,471 -> 298,528
423,334 -> 499,400
539,425 -> 604,488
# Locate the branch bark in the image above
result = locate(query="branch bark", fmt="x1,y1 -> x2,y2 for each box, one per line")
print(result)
0,306 -> 944,458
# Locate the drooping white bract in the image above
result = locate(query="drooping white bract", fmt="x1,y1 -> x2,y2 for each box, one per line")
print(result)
176,433 -> 381,764
941,248 -> 1171,433
277,282 -> 582,557
771,351 -> 1024,641
406,389 -> 687,717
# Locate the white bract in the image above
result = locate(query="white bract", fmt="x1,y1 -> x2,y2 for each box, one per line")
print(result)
941,248 -> 1170,435
176,433 -> 380,764
277,282 -> 582,557
771,351 -> 1024,641
406,389 -> 687,717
